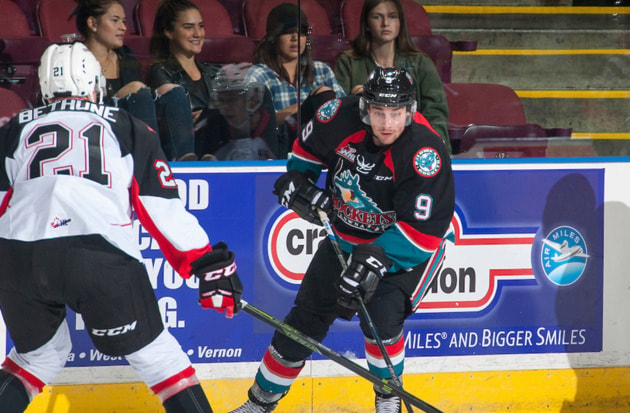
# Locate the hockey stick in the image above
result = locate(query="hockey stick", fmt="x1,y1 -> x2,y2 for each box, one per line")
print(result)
317,210 -> 415,413
240,300 -> 443,413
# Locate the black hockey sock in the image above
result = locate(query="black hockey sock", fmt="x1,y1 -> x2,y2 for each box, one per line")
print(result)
162,383 -> 213,413
0,370 -> 31,413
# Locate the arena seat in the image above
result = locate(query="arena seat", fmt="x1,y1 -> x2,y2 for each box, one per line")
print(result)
0,0 -> 50,107
0,0 -> 50,64
309,35 -> 350,70
197,37 -> 256,64
458,124 -> 548,154
445,83 -> 528,127
340,0 -> 431,41
120,0 -> 140,35
242,0 -> 332,40
36,0 -> 80,42
9,0 -> 40,35
411,35 -> 453,83
315,0 -> 344,34
0,86 -> 30,127
136,0 -> 238,38
0,0 -> 32,38
217,0 -> 247,35
444,83 -> 571,155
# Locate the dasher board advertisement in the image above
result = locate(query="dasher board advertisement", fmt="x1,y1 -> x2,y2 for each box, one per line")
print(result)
3,162 -> 604,366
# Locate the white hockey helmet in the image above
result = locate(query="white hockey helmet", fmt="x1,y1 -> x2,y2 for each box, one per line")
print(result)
210,62 -> 264,113
38,42 -> 105,102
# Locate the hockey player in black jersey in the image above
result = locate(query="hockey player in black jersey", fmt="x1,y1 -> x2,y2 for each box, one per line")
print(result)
230,67 -> 454,413
0,43 -> 243,413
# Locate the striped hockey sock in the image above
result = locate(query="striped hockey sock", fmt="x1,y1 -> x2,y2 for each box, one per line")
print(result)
254,346 -> 305,397
364,332 -> 405,380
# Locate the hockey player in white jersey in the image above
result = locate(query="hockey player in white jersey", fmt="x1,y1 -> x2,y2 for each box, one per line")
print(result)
0,42 -> 243,413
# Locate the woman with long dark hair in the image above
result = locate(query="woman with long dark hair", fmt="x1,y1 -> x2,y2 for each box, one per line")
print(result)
335,0 -> 451,152
245,3 -> 345,156
147,0 -> 278,160
73,0 -> 196,160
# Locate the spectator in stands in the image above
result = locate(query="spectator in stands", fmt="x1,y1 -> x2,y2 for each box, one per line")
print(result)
334,0 -> 451,152
73,0 -> 196,161
147,0 -> 278,160
245,3 -> 345,157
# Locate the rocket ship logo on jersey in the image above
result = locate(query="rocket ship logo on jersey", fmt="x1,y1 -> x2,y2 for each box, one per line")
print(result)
413,147 -> 441,177
316,98 -> 341,123
332,169 -> 395,233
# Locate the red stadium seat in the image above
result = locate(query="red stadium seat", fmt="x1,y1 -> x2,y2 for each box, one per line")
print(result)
315,0 -> 344,34
0,0 -> 50,64
197,37 -> 256,64
444,83 -> 571,155
459,124 -> 548,154
340,0 -> 432,41
411,35 -> 453,83
0,87 -> 30,126
242,0 -> 332,40
10,0 -> 41,35
309,35 -> 350,70
0,0 -> 50,107
36,0 -> 79,42
217,0 -> 247,35
0,0 -> 32,38
444,83 -> 528,128
120,0 -> 141,35
136,0 -> 237,38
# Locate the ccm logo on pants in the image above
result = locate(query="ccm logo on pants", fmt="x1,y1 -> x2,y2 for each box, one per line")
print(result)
92,321 -> 138,336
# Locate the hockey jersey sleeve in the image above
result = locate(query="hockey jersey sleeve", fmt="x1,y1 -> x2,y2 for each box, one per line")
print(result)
287,97 -> 356,179
125,117 -> 211,278
0,119 -> 18,216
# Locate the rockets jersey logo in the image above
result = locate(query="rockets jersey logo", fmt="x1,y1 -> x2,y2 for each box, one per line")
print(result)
414,147 -> 441,177
332,170 -> 395,233
316,98 -> 341,123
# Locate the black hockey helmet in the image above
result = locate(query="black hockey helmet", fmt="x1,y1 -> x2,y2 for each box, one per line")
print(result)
359,67 -> 417,126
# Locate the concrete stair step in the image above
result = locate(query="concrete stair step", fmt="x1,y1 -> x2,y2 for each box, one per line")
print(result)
414,5 -> 630,137
426,6 -> 630,48
435,29 -> 627,50
520,95 -> 630,134
451,52 -> 630,89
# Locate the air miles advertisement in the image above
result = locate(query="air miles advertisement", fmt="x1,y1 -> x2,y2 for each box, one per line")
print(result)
6,164 -> 603,366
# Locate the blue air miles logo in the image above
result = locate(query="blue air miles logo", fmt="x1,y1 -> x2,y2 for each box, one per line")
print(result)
541,226 -> 589,286
414,147 -> 441,177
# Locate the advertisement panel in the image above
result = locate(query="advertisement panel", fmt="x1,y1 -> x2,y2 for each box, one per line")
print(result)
4,163 -> 604,367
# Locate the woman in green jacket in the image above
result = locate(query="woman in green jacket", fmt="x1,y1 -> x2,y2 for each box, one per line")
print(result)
335,0 -> 451,152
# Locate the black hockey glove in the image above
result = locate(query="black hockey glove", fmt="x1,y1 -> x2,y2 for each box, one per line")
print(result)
273,169 -> 333,225
191,242 -> 243,318
337,244 -> 393,309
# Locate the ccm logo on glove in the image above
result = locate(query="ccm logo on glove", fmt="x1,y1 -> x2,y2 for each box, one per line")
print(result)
202,262 -> 238,281
191,242 -> 243,318
279,181 -> 297,208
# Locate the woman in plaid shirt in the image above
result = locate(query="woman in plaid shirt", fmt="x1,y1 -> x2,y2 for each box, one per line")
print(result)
245,3 -> 346,157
